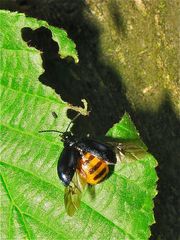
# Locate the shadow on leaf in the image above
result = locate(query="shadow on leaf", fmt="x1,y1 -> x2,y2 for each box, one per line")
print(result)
1,1 -> 180,239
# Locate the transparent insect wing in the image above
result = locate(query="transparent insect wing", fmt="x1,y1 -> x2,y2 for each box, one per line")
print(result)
123,141 -> 147,162
64,171 -> 87,216
107,140 -> 147,163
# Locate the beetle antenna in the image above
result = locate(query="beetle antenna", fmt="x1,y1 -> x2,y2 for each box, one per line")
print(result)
65,113 -> 81,133
39,113 -> 81,135
39,130 -> 64,134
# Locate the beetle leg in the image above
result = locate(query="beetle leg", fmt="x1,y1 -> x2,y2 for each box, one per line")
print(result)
106,162 -> 116,165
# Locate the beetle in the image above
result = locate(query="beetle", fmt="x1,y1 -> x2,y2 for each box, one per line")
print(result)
39,113 -> 147,216
57,132 -> 117,186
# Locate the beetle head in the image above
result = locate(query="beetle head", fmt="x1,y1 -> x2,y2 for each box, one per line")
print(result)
61,131 -> 77,147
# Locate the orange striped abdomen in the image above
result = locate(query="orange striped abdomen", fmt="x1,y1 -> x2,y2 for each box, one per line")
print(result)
77,152 -> 109,185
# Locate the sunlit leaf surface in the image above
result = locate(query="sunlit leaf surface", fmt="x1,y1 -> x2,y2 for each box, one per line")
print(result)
0,10 -> 157,240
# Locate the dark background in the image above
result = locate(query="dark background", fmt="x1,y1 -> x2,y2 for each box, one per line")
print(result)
0,1 -> 179,239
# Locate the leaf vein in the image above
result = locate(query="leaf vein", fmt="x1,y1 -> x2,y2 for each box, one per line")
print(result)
1,161 -> 134,238
1,173 -> 31,240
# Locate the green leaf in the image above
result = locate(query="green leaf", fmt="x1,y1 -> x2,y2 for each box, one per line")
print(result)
0,10 -> 158,240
